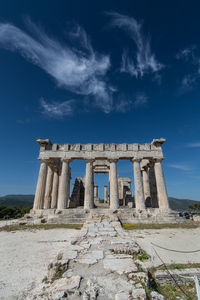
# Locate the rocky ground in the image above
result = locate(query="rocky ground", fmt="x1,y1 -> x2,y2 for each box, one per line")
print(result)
133,227 -> 200,266
1,218 -> 200,299
21,215 -> 164,300
0,228 -> 80,300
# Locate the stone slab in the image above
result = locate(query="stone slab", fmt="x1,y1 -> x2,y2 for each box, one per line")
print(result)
103,258 -> 137,275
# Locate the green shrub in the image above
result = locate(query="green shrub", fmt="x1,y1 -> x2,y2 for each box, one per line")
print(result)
0,205 -> 32,220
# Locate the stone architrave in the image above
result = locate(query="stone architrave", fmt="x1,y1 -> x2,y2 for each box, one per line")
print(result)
43,165 -> 54,209
149,164 -> 158,208
109,159 -> 119,210
33,160 -> 47,210
51,170 -> 59,209
57,159 -> 71,209
154,159 -> 169,209
133,159 -> 145,210
104,185 -> 108,202
84,159 -> 94,209
142,167 -> 151,207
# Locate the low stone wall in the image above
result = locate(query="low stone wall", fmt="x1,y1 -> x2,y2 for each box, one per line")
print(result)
29,208 -> 185,224
155,268 -> 200,284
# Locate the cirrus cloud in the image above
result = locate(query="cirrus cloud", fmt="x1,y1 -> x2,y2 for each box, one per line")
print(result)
107,12 -> 164,78
40,98 -> 76,118
0,21 -> 113,113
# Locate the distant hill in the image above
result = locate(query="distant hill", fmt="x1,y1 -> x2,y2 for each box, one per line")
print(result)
168,197 -> 200,211
0,194 -> 199,210
0,195 -> 34,206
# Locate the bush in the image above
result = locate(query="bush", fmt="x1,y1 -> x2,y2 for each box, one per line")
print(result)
0,205 -> 32,220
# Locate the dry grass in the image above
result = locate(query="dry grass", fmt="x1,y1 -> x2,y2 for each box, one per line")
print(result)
122,221 -> 200,230
156,263 -> 200,270
0,223 -> 83,232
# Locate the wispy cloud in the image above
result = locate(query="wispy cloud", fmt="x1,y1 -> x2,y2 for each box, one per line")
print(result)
176,45 -> 200,91
0,21 -> 113,113
115,93 -> 148,112
181,74 -> 197,91
186,142 -> 200,148
115,98 -> 132,113
40,98 -> 76,118
176,46 -> 196,60
107,12 -> 164,78
134,93 -> 148,107
168,163 -> 193,171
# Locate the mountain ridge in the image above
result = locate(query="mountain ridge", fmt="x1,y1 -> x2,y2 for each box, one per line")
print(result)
0,194 -> 199,210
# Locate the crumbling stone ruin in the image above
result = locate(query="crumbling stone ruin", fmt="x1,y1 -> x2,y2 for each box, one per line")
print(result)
31,138 -> 182,223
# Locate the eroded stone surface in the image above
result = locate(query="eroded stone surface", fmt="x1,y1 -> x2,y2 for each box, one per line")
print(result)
28,217 -> 163,300
103,257 -> 137,275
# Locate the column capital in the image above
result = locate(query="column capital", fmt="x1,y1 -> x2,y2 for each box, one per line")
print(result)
85,159 -> 95,163
39,159 -> 47,164
61,158 -> 72,163
131,158 -> 142,163
154,158 -> 163,163
109,159 -> 118,163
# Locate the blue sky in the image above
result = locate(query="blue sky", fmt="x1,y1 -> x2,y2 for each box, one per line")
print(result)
0,0 -> 200,200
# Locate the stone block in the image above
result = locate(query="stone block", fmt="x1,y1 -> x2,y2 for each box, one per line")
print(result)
103,257 -> 137,275
115,292 -> 131,300
132,288 -> 146,299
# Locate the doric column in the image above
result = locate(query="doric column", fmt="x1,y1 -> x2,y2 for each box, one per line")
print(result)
67,167 -> 71,207
57,159 -> 71,209
104,185 -> 108,202
33,160 -> 47,210
43,165 -> 54,209
133,159 -> 145,210
51,169 -> 59,209
154,159 -> 169,209
84,159 -> 94,209
109,159 -> 119,210
149,164 -> 158,207
94,185 -> 98,198
142,167 -> 151,207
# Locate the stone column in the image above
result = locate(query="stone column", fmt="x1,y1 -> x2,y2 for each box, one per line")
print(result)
33,160 -> 47,210
51,170 -> 59,209
149,164 -> 158,207
109,159 -> 119,210
67,167 -> 71,207
104,185 -> 108,202
142,167 -> 151,207
94,185 -> 98,199
57,159 -> 71,209
154,159 -> 169,209
84,159 -> 94,209
133,159 -> 145,210
43,165 -> 54,209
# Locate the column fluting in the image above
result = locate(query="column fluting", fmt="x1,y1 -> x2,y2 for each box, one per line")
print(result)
133,159 -> 145,210
142,167 -> 151,207
94,185 -> 98,198
84,159 -> 94,209
51,170 -> 59,209
57,159 -> 71,209
154,159 -> 169,209
33,160 -> 47,210
109,159 -> 119,210
43,165 -> 54,209
149,164 -> 158,207
104,185 -> 108,202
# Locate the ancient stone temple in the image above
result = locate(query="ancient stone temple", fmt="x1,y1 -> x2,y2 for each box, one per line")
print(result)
32,138 -> 170,214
